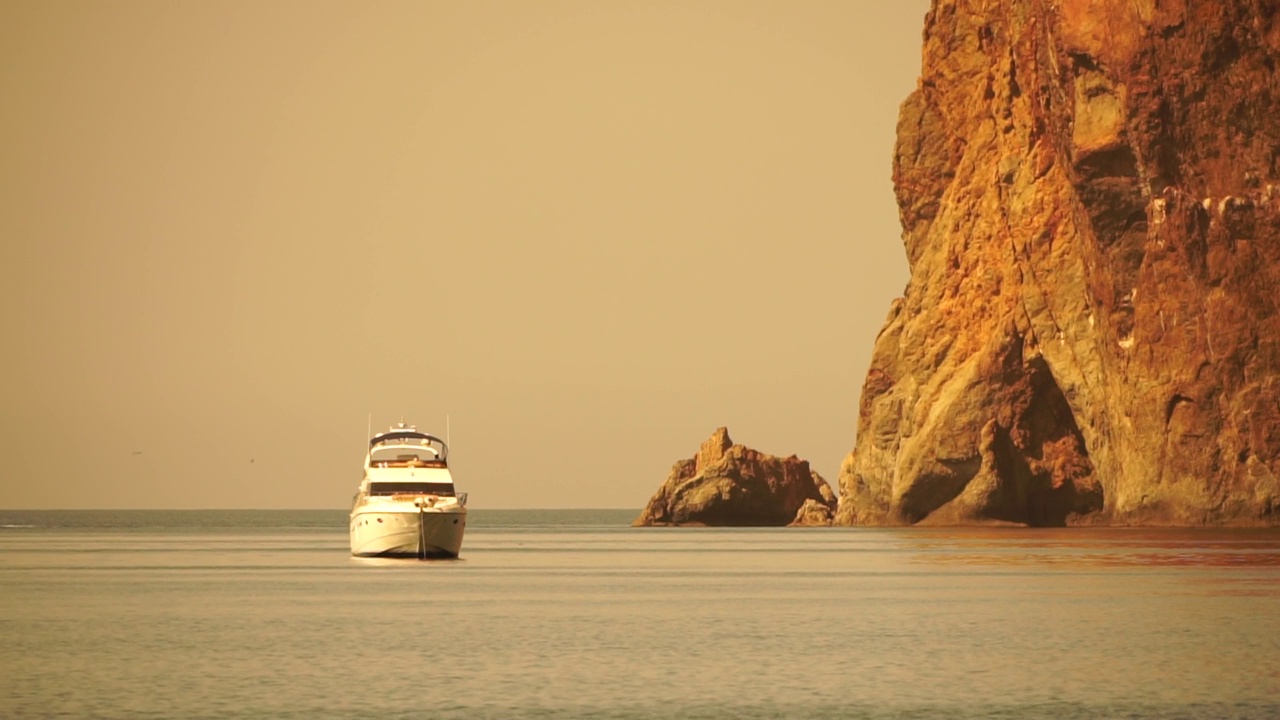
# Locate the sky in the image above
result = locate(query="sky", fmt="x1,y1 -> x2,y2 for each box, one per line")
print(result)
1,0 -> 929,509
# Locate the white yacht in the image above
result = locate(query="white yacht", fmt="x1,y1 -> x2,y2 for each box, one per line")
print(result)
350,422 -> 468,559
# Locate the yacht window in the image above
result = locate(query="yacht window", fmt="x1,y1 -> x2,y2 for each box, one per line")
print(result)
369,482 -> 455,497
370,447 -> 436,463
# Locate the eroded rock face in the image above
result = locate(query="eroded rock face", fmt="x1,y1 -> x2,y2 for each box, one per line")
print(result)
635,428 -> 836,526
839,0 -> 1280,526
789,499 -> 835,527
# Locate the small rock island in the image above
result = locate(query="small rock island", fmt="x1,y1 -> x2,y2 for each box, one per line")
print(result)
633,428 -> 836,527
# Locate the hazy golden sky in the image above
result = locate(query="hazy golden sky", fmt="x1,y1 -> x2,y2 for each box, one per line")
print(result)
1,0 -> 928,509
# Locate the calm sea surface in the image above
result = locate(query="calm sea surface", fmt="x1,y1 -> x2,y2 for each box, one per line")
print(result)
1,509 -> 1278,719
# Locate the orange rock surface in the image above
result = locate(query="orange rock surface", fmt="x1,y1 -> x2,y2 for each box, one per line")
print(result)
838,0 -> 1280,526
635,428 -> 836,526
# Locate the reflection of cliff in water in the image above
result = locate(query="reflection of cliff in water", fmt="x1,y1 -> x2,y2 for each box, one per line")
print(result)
898,528 -> 1280,569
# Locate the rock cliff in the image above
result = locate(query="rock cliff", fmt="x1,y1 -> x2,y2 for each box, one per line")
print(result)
635,428 -> 836,526
839,0 -> 1280,526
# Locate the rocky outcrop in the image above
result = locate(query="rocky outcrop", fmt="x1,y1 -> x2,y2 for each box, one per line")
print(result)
635,428 -> 836,526
839,0 -> 1280,526
789,499 -> 836,527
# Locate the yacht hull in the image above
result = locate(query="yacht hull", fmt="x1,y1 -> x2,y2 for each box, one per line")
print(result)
350,506 -> 466,559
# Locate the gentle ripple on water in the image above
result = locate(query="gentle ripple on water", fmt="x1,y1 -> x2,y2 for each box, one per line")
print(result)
0,510 -> 1278,719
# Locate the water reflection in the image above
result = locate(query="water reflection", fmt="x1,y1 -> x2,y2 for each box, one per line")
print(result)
898,527 -> 1280,568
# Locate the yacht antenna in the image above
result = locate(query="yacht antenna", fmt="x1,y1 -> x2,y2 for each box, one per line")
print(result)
446,414 -> 451,448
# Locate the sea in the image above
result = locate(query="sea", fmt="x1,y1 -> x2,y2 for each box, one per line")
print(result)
1,509 -> 1278,720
